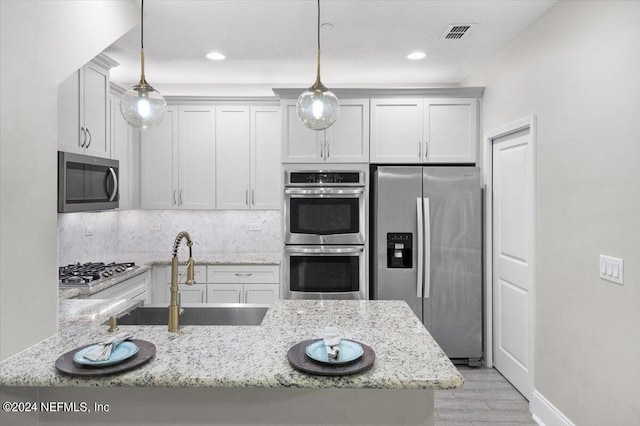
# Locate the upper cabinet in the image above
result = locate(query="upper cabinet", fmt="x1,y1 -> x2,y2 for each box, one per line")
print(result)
370,97 -> 478,164
215,105 -> 281,209
58,55 -> 118,159
281,99 -> 369,163
109,92 -> 139,210
140,106 -> 216,210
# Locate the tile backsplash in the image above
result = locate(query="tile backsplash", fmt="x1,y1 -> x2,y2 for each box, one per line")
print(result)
58,210 -> 282,265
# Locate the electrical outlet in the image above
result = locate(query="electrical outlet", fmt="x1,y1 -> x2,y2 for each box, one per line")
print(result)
249,223 -> 261,231
85,225 -> 94,236
599,255 -> 624,285
150,218 -> 162,231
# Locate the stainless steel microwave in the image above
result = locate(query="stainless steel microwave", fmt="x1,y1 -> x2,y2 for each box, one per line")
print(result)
58,151 -> 119,213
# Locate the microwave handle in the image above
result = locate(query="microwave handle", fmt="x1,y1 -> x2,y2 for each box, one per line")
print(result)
107,167 -> 118,202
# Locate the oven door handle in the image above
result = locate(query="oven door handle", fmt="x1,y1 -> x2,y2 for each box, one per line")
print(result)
285,246 -> 364,254
284,188 -> 364,196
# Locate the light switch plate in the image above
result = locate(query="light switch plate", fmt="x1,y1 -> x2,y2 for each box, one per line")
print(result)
599,255 -> 624,285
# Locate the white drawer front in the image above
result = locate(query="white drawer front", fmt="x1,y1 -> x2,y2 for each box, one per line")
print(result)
165,265 -> 206,284
208,265 -> 279,284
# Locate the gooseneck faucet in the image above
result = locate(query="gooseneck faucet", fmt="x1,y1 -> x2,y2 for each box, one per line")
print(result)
168,231 -> 195,332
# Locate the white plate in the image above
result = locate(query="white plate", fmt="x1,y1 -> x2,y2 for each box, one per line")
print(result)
305,339 -> 364,365
73,341 -> 139,366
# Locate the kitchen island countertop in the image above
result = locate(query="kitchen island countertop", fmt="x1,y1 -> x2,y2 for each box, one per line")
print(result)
0,299 -> 462,390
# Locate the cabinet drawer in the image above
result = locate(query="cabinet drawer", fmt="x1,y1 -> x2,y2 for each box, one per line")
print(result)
88,270 -> 150,300
165,265 -> 206,284
207,265 -> 279,284
164,283 -> 207,303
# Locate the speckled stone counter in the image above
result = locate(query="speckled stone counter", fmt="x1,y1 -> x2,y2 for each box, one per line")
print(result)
0,300 -> 462,390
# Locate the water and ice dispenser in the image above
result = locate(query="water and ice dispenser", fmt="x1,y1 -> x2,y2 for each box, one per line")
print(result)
386,233 -> 412,268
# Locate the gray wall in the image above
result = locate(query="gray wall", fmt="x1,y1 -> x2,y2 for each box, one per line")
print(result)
0,0 -> 138,361
464,1 -> 640,424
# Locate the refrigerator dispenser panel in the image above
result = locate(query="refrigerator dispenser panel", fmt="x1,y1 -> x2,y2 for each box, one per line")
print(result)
387,233 -> 412,268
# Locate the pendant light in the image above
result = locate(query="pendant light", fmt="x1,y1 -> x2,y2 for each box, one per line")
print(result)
296,0 -> 339,131
120,0 -> 166,129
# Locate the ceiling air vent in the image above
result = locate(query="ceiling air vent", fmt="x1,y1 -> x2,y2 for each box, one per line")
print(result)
441,24 -> 476,40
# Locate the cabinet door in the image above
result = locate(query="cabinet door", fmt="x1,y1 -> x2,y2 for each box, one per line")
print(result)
281,100 -> 324,163
165,284 -> 207,303
216,106 -> 251,209
82,62 -> 110,158
207,284 -> 244,304
244,283 -> 280,304
141,106 -> 179,209
251,106 -> 281,209
179,106 -> 216,209
57,70 -> 84,154
424,98 -> 477,164
325,99 -> 370,163
110,95 -> 134,210
370,99 -> 423,163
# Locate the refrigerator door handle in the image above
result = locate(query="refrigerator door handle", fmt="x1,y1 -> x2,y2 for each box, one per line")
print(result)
423,197 -> 431,299
416,198 -> 424,298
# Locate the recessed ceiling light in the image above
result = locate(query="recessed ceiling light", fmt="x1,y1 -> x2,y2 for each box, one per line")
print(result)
206,52 -> 226,61
407,51 -> 427,60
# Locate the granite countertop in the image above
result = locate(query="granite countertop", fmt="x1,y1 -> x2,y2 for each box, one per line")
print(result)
0,300 -> 463,390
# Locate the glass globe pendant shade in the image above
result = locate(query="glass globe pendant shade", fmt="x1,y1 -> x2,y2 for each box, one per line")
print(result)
120,82 -> 166,130
297,84 -> 339,131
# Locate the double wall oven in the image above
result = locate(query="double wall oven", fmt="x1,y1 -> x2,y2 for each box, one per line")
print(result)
284,169 -> 367,300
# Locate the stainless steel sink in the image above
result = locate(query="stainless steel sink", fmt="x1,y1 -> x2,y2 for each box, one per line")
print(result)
113,304 -> 269,326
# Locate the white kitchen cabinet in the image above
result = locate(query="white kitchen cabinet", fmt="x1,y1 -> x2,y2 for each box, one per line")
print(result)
141,106 -> 216,209
370,98 -> 477,164
281,99 -> 369,163
109,94 -> 138,210
151,264 -> 208,304
216,106 -> 281,210
58,56 -> 116,159
207,265 -> 280,304
87,270 -> 151,304
141,106 -> 178,209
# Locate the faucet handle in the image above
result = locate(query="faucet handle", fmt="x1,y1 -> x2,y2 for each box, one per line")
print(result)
185,257 -> 195,285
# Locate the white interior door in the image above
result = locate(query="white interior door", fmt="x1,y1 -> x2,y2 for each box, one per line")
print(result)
492,127 -> 534,400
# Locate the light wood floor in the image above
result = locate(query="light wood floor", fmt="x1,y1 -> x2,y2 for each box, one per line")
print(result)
434,366 -> 537,425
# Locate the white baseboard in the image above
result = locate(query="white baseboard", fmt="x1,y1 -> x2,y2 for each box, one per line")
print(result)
530,389 -> 575,426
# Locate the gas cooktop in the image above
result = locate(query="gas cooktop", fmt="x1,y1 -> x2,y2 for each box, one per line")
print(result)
58,262 -> 137,287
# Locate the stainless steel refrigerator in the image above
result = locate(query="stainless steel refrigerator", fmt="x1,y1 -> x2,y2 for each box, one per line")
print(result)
372,166 -> 482,366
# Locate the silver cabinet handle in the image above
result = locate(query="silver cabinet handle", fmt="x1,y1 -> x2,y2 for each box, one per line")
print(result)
418,141 -> 421,158
235,273 -> 253,277
238,290 -> 242,303
86,128 -> 92,148
244,289 -> 249,304
251,189 -> 255,205
326,140 -> 330,158
107,167 -> 118,202
172,190 -> 177,205
425,141 -> 429,159
320,141 -> 324,158
80,127 -> 87,147
179,189 -> 183,205
245,190 -> 249,205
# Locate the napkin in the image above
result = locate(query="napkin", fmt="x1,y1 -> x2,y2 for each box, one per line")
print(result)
323,326 -> 341,360
83,332 -> 134,362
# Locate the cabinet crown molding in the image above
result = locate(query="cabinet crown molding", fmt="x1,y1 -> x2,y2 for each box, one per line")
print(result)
272,87 -> 484,99
166,96 -> 279,105
91,53 -> 119,70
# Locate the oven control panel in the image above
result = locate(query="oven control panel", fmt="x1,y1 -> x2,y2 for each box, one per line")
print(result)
287,171 -> 364,185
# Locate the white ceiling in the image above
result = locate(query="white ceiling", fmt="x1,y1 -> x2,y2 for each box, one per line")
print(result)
104,0 -> 558,88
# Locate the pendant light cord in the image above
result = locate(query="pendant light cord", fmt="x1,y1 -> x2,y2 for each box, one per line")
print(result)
315,0 -> 322,87
140,0 -> 146,84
